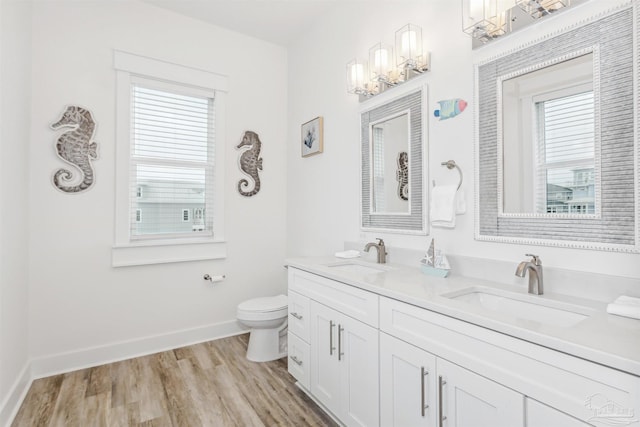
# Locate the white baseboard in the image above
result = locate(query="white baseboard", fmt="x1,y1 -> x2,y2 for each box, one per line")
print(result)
31,319 -> 248,379
0,362 -> 32,427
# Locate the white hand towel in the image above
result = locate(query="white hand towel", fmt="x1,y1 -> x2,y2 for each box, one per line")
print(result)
606,295 -> 640,320
431,185 -> 458,228
456,188 -> 466,215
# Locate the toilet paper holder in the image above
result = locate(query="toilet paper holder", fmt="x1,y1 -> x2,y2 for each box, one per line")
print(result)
203,274 -> 226,283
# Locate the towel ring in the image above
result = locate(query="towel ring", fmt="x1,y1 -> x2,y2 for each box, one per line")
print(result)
441,160 -> 463,191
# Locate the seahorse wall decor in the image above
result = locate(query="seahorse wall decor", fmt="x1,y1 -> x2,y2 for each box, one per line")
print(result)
396,151 -> 409,201
236,130 -> 263,197
50,105 -> 98,194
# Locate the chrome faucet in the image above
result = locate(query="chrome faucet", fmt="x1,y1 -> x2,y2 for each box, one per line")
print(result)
364,238 -> 387,264
515,254 -> 544,295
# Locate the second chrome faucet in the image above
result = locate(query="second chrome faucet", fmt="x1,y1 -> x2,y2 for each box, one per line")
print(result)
515,254 -> 544,295
364,238 -> 387,264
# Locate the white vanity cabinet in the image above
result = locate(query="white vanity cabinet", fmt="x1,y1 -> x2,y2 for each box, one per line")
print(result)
380,333 -> 437,427
310,300 -> 379,427
380,296 -> 640,427
437,358 -> 523,427
288,267 -> 380,427
288,265 -> 640,427
380,333 -> 522,427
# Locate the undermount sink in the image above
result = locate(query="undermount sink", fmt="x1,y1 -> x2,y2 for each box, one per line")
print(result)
325,261 -> 391,275
442,287 -> 591,328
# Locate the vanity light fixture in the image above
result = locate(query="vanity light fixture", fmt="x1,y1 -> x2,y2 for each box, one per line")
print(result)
462,0 -> 515,43
395,24 -> 430,78
369,42 -> 397,94
516,0 -> 569,19
347,24 -> 430,101
346,58 -> 373,97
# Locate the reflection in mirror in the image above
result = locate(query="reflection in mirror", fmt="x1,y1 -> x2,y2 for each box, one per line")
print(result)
502,53 -> 596,215
371,112 -> 410,213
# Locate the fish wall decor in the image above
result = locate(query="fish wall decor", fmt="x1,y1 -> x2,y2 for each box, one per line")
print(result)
434,99 -> 467,121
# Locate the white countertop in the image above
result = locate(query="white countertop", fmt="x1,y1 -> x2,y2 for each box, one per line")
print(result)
286,256 -> 640,377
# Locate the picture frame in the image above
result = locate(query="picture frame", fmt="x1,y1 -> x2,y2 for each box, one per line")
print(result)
301,116 -> 323,157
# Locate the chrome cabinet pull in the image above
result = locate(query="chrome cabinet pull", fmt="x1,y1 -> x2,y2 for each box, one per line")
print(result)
338,325 -> 344,361
291,312 -> 303,320
438,376 -> 447,427
289,355 -> 303,366
421,367 -> 429,417
329,320 -> 336,355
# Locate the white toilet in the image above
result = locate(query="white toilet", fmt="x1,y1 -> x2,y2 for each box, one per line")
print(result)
236,294 -> 288,362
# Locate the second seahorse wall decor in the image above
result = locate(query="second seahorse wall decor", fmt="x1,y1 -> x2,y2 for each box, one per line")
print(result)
236,130 -> 263,197
50,105 -> 98,193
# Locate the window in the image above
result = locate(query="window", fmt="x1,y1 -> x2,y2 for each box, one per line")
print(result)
130,81 -> 213,238
113,51 -> 228,267
534,89 -> 595,215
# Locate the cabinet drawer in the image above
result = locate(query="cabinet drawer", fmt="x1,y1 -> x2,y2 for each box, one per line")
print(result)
288,267 -> 379,327
288,290 -> 310,342
288,332 -> 310,389
380,297 -> 640,424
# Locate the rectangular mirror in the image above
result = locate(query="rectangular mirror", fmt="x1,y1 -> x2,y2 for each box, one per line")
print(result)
475,4 -> 639,252
361,85 -> 427,234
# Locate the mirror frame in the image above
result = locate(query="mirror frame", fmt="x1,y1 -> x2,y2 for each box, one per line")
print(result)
475,2 -> 639,252
360,82 -> 428,234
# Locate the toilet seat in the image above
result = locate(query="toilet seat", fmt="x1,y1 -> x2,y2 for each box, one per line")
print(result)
237,294 -> 288,321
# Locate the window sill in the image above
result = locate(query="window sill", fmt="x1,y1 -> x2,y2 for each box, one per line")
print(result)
111,239 -> 227,267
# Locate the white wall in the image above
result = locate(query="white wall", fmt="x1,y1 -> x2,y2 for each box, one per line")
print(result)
27,0 -> 288,371
287,0 -> 640,280
0,0 -> 32,422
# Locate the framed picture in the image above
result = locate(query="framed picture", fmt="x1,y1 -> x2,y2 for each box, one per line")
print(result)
301,116 -> 323,157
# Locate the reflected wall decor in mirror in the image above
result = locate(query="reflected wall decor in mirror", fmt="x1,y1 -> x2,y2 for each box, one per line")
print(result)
475,2 -> 639,251
361,84 -> 427,234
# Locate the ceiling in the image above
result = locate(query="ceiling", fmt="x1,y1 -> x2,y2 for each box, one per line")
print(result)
143,0 -> 339,47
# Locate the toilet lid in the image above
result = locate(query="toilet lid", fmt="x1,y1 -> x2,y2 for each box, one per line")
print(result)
238,294 -> 288,313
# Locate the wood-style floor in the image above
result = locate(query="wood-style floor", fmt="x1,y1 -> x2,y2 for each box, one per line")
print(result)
12,334 -> 338,427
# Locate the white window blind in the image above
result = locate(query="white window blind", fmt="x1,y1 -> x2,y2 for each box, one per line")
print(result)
372,127 -> 386,212
130,83 -> 214,238
535,90 -> 595,214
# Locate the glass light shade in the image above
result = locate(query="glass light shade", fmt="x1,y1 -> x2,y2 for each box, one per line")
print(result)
516,0 -> 569,18
395,24 -> 423,68
462,0 -> 514,42
368,43 -> 394,81
346,59 -> 369,95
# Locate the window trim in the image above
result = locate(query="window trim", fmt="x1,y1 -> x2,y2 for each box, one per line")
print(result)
112,50 -> 227,267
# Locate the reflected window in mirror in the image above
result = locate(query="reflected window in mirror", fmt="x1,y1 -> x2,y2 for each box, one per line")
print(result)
500,52 -> 598,216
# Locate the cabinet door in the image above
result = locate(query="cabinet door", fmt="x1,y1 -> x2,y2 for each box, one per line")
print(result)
310,301 -> 341,413
437,358 -> 524,427
526,398 -> 593,427
341,314 -> 379,427
380,333 -> 437,427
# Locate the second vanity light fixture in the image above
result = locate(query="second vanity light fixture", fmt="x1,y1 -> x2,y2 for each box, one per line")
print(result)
462,0 -> 570,44
347,23 -> 431,101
